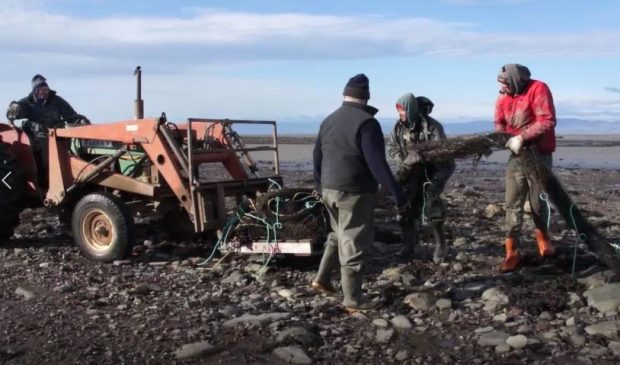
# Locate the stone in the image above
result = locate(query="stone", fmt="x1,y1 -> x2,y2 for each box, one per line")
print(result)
584,321 -> 620,338
495,344 -> 511,354
224,312 -> 292,327
583,283 -> 620,312
566,317 -> 576,327
350,312 -> 369,321
568,292 -> 583,308
404,292 -> 433,311
400,273 -> 416,286
453,237 -> 468,247
608,341 -> 620,357
174,341 -> 218,359
477,331 -> 509,347
372,319 -> 389,328
493,313 -> 508,322
578,270 -> 617,289
474,326 -> 494,334
218,305 -> 241,317
113,260 -> 131,266
571,334 -> 586,347
273,346 -> 313,364
485,204 -> 502,219
221,270 -> 246,284
395,350 -> 409,361
278,289 -> 293,300
539,311 -> 554,320
481,287 -> 509,305
275,327 -> 322,346
375,328 -> 395,343
15,284 -> 45,300
455,253 -> 468,262
390,315 -> 412,330
506,335 -> 528,349
436,299 -> 452,310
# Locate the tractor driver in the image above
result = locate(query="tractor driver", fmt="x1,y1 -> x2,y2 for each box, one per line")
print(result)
5,74 -> 90,188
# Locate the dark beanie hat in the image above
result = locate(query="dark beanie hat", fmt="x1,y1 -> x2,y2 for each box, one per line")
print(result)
32,74 -> 48,91
343,73 -> 370,100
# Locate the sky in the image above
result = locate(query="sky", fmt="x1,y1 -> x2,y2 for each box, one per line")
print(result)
2,0 -> 620,129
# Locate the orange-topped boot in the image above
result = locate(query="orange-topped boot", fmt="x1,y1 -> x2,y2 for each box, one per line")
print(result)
535,229 -> 556,257
499,238 -> 520,273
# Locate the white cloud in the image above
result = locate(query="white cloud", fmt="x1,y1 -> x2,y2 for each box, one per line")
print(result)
0,4 -> 619,76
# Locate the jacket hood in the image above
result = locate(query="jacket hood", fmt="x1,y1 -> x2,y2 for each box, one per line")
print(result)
396,93 -> 419,127
499,64 -> 531,95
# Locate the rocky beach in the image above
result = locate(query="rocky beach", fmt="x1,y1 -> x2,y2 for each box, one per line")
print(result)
2,135 -> 620,364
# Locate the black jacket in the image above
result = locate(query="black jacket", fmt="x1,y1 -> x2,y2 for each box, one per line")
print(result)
8,90 -> 79,128
313,102 -> 405,205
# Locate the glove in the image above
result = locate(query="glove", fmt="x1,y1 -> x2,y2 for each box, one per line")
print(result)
77,117 -> 91,125
6,102 -> 20,121
505,135 -> 524,155
403,150 -> 423,166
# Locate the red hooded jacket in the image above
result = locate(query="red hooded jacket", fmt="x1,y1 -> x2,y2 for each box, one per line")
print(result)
494,79 -> 557,154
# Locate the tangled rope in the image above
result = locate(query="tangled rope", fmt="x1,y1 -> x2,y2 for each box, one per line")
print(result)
199,186 -> 328,277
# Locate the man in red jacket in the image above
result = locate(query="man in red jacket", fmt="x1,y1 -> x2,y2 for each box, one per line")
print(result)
494,63 -> 557,272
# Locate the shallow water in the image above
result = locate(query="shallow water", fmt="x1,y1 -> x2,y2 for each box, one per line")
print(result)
253,144 -> 620,170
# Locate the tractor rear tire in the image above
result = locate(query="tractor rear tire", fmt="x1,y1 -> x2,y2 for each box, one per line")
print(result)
72,192 -> 135,262
0,146 -> 25,243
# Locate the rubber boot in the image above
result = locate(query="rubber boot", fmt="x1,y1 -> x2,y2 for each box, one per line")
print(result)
311,243 -> 338,294
432,221 -> 448,264
397,225 -> 418,258
341,267 -> 379,313
499,237 -> 520,273
534,228 -> 556,257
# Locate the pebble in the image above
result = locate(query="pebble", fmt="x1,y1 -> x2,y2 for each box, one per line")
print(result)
395,350 -> 410,361
375,328 -> 395,343
373,319 -> 389,328
506,335 -> 528,349
390,315 -> 412,330
436,299 -> 452,310
273,346 -> 313,364
174,341 -> 218,359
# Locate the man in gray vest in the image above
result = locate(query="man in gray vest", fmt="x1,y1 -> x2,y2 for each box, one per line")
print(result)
311,73 -> 408,313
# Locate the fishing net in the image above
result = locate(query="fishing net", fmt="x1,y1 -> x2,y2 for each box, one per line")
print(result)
221,188 -> 329,252
398,131 -> 620,274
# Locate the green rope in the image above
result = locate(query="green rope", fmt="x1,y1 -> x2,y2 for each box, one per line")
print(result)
569,203 -> 587,277
539,192 -> 552,232
420,166 -> 433,225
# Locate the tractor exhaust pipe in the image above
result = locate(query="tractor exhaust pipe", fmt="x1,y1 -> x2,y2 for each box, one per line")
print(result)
133,66 -> 144,120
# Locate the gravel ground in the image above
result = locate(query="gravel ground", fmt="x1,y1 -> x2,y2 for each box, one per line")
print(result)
2,158 -> 620,364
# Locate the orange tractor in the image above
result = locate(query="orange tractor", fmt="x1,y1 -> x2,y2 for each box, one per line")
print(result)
0,68 -> 326,262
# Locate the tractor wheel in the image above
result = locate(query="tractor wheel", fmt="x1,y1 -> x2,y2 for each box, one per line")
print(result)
72,192 -> 135,262
0,146 -> 25,243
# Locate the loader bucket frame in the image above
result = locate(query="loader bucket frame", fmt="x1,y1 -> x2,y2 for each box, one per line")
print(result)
46,116 -> 281,233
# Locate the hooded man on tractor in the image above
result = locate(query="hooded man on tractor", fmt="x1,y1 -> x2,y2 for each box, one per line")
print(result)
6,74 -> 89,188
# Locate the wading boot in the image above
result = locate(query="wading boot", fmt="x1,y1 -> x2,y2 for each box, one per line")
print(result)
534,228 -> 556,257
396,225 -> 418,259
311,243 -> 339,295
341,268 -> 381,313
432,221 -> 448,264
499,237 -> 520,273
